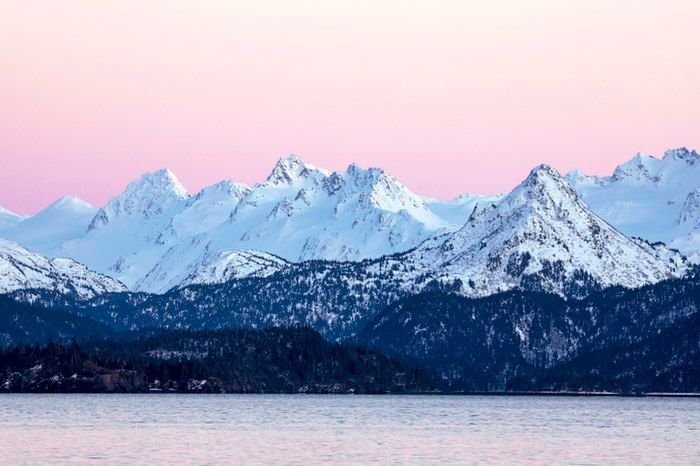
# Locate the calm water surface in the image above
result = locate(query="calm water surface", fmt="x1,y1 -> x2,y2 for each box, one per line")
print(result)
0,394 -> 698,465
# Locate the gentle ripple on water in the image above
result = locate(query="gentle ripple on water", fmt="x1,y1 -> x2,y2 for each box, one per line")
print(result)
0,394 -> 698,465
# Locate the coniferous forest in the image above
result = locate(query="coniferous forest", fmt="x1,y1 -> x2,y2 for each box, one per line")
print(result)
0,328 -> 433,393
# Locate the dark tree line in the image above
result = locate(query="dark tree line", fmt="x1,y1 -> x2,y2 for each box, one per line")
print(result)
0,327 -> 434,393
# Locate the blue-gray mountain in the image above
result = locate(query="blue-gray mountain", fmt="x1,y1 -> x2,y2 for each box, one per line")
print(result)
3,265 -> 698,392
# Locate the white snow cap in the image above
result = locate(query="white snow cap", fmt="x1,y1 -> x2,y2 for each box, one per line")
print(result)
266,154 -> 329,185
46,196 -> 94,211
88,168 -> 189,231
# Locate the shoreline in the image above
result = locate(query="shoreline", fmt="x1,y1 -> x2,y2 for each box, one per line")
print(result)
2,391 -> 699,397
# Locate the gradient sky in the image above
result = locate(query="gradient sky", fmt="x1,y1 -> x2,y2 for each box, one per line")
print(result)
1,1 -> 698,214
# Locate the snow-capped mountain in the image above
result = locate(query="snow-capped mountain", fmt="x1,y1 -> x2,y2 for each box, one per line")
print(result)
129,156 -> 479,292
1,196 -> 96,255
56,169 -> 192,288
567,147 -> 700,262
219,155 -> 455,260
402,164 -> 688,297
0,239 -> 126,298
33,156 -> 484,292
0,205 -> 25,233
1,150 -> 693,295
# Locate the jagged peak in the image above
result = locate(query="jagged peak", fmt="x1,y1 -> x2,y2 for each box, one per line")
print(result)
663,147 -> 698,162
345,163 -> 399,189
88,169 -> 189,231
192,179 -> 250,200
114,168 -> 190,203
133,168 -> 189,198
605,147 -> 698,182
265,154 -> 329,185
529,163 -> 558,177
564,169 -> 589,184
498,163 -> 581,214
451,193 -> 479,203
522,164 -> 570,190
346,162 -> 386,179
342,162 -> 427,211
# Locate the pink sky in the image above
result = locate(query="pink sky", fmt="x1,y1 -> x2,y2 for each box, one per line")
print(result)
1,1 -> 698,214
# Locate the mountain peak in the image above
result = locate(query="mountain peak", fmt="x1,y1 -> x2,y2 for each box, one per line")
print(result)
121,168 -> 189,201
47,196 -> 94,212
528,163 -> 559,178
88,169 -> 190,231
193,180 -> 250,200
139,168 -> 189,198
414,162 -> 687,298
519,164 -> 574,196
468,163 -> 583,227
663,147 -> 698,162
265,155 -> 330,185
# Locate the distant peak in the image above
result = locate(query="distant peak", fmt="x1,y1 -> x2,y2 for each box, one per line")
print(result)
527,164 -> 561,180
47,196 -> 94,211
513,163 -> 577,202
452,193 -> 478,203
281,154 -> 305,165
663,147 -> 698,161
564,169 -> 584,180
88,168 -> 189,231
208,179 -> 249,192
193,179 -> 250,199
345,163 -> 390,187
266,154 -> 328,184
132,168 -> 189,199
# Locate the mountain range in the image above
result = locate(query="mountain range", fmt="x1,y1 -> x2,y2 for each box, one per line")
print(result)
0,148 -> 698,298
1,147 -> 699,392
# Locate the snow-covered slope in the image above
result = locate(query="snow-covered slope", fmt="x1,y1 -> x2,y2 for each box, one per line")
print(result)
136,245 -> 287,293
0,239 -> 126,298
166,180 -> 250,240
4,151 -> 691,295
177,250 -> 288,289
427,193 -> 503,227
56,169 -> 191,288
0,205 -> 25,233
1,196 -> 96,255
567,147 -> 700,262
202,156 -> 455,260
403,165 -> 688,297
58,156 -> 480,292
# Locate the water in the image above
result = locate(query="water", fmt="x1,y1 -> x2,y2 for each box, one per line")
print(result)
0,395 -> 698,465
